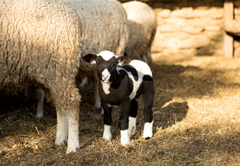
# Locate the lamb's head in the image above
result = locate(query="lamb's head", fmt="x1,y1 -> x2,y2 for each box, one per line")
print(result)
82,51 -> 131,83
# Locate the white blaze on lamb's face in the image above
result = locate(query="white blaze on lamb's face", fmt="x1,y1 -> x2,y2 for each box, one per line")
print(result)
95,51 -> 119,94
97,50 -> 117,61
102,68 -> 111,82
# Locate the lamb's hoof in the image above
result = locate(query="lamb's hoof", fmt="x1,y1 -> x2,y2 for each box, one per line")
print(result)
103,135 -> 112,141
145,137 -> 150,140
121,130 -> 130,145
121,136 -> 130,145
103,125 -> 112,141
143,121 -> 153,139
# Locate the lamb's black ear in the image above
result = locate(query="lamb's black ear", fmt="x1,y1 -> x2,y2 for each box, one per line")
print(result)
82,54 -> 97,64
117,56 -> 131,66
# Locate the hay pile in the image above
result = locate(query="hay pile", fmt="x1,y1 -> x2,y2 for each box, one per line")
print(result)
1,53 -> 240,165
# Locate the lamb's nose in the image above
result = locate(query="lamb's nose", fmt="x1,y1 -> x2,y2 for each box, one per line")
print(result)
102,74 -> 108,79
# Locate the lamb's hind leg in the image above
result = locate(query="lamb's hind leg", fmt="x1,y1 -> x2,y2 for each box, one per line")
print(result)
128,99 -> 138,136
142,79 -> 154,140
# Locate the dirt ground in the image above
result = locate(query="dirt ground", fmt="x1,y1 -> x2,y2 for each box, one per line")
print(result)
1,52 -> 240,165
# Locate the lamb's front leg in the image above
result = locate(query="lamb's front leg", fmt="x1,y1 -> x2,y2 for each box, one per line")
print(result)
119,100 -> 131,145
102,102 -> 112,141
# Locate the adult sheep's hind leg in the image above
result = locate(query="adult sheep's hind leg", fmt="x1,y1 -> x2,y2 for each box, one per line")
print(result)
36,85 -> 45,118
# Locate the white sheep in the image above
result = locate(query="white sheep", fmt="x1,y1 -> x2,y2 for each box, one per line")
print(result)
68,0 -> 129,109
68,0 -> 128,57
0,0 -> 128,154
83,51 -> 154,145
0,0 -> 84,154
122,1 -> 157,65
24,0 -> 129,118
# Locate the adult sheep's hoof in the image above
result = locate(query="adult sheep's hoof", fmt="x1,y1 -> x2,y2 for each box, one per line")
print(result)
55,135 -> 68,146
65,138 -> 80,154
66,146 -> 80,154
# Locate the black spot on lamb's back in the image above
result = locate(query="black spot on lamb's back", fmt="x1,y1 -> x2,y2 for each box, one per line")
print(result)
143,75 -> 153,81
121,65 -> 138,81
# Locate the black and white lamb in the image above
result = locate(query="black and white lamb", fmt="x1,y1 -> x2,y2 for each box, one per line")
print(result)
82,51 -> 154,145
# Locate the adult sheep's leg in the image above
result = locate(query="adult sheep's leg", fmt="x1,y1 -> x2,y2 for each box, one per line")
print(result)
146,50 -> 152,65
141,50 -> 152,65
128,99 -> 138,136
55,106 -> 68,146
66,105 -> 80,154
36,86 -> 45,118
94,75 -> 101,109
55,87 -> 80,154
25,85 -> 45,118
119,100 -> 131,145
142,80 -> 154,140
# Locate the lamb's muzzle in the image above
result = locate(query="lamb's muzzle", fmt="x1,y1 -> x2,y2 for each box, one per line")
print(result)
102,69 -> 111,82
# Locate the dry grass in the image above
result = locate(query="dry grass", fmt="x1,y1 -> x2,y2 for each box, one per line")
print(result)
1,53 -> 240,165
